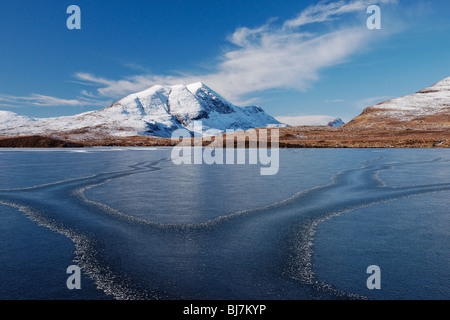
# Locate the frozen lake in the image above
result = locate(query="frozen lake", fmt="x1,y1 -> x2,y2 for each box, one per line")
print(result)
0,148 -> 448,300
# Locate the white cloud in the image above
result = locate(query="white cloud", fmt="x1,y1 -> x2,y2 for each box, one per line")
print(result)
0,0 -> 399,111
325,99 -> 345,103
206,27 -> 368,101
284,0 -> 397,28
276,115 -> 341,126
0,93 -> 107,107
27,94 -> 88,106
74,0 -> 400,105
76,27 -> 367,103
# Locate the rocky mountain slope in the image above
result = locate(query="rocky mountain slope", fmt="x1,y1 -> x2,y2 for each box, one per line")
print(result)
345,77 -> 450,129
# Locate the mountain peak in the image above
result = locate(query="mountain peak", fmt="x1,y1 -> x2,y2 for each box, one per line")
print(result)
430,76 -> 450,89
327,118 -> 345,127
186,81 -> 207,90
0,83 -> 285,138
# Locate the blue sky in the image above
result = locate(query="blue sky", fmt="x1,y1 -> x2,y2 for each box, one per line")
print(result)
1,0 -> 450,125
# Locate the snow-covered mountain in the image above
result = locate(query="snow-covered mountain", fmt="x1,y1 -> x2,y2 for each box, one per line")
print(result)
346,77 -> 450,128
0,82 -> 285,138
327,118 -> 345,127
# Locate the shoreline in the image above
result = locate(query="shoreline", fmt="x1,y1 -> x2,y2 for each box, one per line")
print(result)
0,125 -> 448,149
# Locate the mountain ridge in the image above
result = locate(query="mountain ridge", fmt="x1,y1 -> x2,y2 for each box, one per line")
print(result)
0,82 -> 285,139
1,78 -> 449,148
345,77 -> 450,129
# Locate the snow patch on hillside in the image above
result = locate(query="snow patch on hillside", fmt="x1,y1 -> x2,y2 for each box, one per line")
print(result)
372,77 -> 450,120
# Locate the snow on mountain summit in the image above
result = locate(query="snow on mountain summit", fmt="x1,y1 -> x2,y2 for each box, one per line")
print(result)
0,111 -> 36,130
0,83 -> 285,138
428,76 -> 450,89
371,77 -> 450,116
327,118 -> 345,127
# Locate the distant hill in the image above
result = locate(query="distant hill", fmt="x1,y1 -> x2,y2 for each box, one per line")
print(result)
345,77 -> 450,129
327,118 -> 345,127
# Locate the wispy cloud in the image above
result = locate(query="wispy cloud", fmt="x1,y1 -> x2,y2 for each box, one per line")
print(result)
74,72 -> 161,99
0,93 -> 108,108
74,0 -> 399,105
284,0 -> 396,28
325,99 -> 346,103
276,115 -> 342,126
78,30 -> 367,102
0,0 -> 401,110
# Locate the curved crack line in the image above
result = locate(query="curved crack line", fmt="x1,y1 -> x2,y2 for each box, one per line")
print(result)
284,164 -> 450,300
0,159 -> 168,193
69,155 -> 450,300
0,159 -> 169,300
